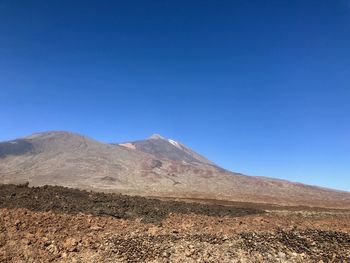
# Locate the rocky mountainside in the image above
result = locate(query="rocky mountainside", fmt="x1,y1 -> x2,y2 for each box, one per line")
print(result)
118,134 -> 215,166
1,131 -> 350,208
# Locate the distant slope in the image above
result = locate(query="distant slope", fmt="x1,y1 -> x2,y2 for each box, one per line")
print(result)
0,131 -> 155,192
1,130 -> 350,209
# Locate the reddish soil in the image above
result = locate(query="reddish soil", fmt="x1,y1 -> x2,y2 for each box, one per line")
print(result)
0,184 -> 350,262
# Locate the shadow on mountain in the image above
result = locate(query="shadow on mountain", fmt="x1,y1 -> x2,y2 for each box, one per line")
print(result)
0,140 -> 34,159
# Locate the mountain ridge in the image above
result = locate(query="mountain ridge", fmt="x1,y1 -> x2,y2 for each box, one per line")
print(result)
118,133 -> 216,166
1,130 -> 350,209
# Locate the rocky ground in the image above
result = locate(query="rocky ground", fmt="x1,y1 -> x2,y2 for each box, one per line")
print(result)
0,184 -> 350,262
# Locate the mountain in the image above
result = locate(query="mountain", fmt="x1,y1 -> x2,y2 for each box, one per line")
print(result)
118,134 -> 215,166
1,130 -> 350,208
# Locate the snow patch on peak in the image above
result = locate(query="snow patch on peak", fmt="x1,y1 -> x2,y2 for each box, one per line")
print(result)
149,134 -> 165,140
168,139 -> 181,149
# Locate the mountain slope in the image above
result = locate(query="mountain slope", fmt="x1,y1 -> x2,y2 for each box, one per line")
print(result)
0,131 -> 155,191
118,134 -> 215,166
1,131 -> 350,209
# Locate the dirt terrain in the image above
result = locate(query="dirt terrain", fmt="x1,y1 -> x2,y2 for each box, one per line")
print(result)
0,184 -> 262,223
0,184 -> 350,263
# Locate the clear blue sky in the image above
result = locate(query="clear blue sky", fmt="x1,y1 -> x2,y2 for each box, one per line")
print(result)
1,0 -> 349,191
